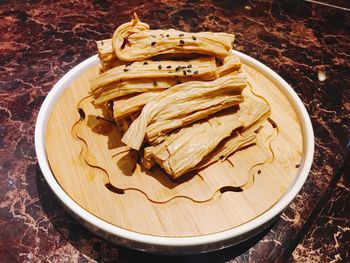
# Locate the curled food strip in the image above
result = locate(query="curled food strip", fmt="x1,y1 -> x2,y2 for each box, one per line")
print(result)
91,57 -> 218,104
112,14 -> 234,61
121,73 -> 247,150
112,13 -> 149,61
96,39 -> 124,72
110,54 -> 242,118
90,14 -> 275,181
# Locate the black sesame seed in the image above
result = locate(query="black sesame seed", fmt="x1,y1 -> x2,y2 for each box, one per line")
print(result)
151,35 -> 156,38
158,65 -> 162,70
166,65 -> 172,69
193,70 -> 198,74
175,66 -> 181,72
179,33 -> 184,37
183,70 -> 187,76
179,40 -> 185,45
295,164 -> 300,168
188,64 -> 192,68
143,62 -> 148,65
192,36 -> 196,40
101,40 -> 104,45
153,80 -> 158,86
123,68 -> 129,72
181,66 -> 187,69
187,69 -> 191,73
166,34 -> 169,37
257,170 -> 261,174
151,42 -> 156,46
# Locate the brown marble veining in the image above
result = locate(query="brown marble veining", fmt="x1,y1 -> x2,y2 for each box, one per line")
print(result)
0,0 -> 349,262
290,156 -> 350,263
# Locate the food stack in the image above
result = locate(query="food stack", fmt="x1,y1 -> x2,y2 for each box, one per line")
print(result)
91,14 -> 271,179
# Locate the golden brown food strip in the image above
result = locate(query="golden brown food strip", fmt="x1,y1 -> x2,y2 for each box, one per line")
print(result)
113,91 -> 163,120
122,74 -> 247,150
94,78 -> 176,105
143,97 -> 270,178
121,73 -> 247,150
146,94 -> 244,143
112,14 -> 235,61
107,54 -> 242,116
96,39 -> 124,72
216,54 -> 242,76
195,105 -> 272,170
96,41 -> 241,81
94,54 -> 241,105
195,119 -> 268,170
96,38 -> 202,71
91,56 -> 218,94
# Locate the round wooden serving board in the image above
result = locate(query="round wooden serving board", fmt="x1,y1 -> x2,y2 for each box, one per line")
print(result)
46,58 -> 302,237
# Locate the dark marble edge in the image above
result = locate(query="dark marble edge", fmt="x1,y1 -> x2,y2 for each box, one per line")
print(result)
284,144 -> 350,260
0,0 -> 349,261
290,158 -> 350,262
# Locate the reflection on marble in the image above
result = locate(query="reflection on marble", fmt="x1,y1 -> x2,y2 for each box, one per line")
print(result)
0,0 -> 349,261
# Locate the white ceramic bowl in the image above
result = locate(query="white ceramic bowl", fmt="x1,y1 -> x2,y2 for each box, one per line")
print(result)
35,51 -> 314,254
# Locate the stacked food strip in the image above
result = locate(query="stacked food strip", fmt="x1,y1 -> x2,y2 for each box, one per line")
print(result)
91,14 -> 271,179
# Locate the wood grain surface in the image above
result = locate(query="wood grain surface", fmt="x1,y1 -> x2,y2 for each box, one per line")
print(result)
45,60 -> 303,237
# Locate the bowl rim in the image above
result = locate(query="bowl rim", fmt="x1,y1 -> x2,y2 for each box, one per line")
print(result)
35,50 -> 314,248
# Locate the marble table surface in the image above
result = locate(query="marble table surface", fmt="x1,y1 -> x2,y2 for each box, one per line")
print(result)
0,0 -> 349,262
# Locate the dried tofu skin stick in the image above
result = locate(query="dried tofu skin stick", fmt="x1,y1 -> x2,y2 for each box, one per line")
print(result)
113,91 -> 163,120
91,57 -> 217,94
143,97 -> 270,178
97,39 -> 241,73
196,119 -> 269,170
112,14 -> 234,61
197,131 -> 257,170
97,38 -> 201,71
143,121 -> 216,170
94,54 -> 242,105
98,41 -> 201,70
121,74 -> 247,150
146,94 -> 244,144
94,78 -> 173,105
96,39 -> 124,72
216,54 -> 242,76
196,104 -> 271,170
108,55 -> 242,117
